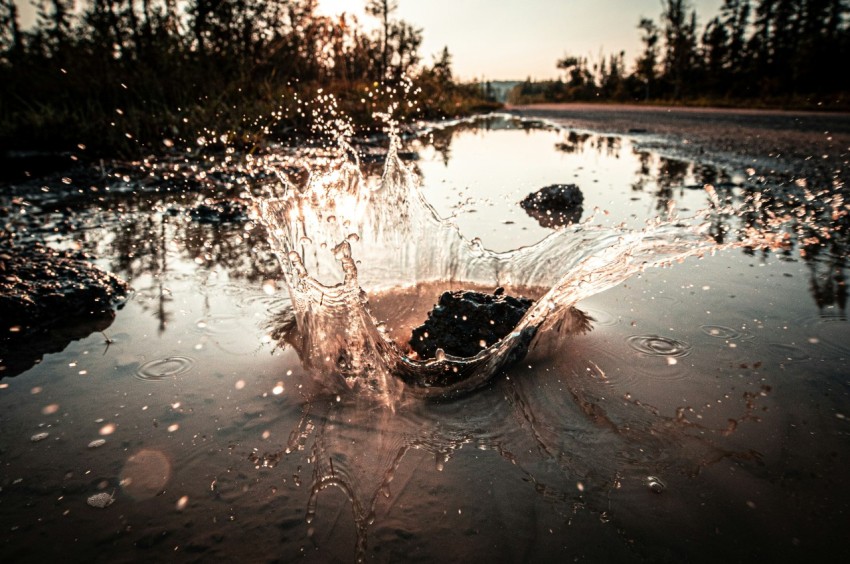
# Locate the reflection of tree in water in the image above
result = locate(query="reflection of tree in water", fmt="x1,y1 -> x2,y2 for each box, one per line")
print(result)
706,181 -> 736,245
654,157 -> 690,214
411,114 -> 552,167
799,214 -> 849,313
555,131 -> 591,154
710,181 -> 850,313
622,146 -> 848,312
594,135 -> 621,157
51,190 -> 282,333
631,150 -> 653,192
692,162 -> 731,187
422,125 -> 454,166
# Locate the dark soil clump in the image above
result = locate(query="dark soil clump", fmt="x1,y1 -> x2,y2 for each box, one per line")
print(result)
0,242 -> 129,376
520,184 -> 584,228
409,288 -> 533,359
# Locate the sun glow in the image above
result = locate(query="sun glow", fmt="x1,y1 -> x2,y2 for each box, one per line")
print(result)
316,0 -> 364,18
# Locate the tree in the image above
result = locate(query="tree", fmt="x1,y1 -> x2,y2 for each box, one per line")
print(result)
0,0 -> 22,62
387,19 -> 421,80
432,45 -> 452,83
595,50 -> 626,99
701,16 -> 729,93
635,17 -> 660,100
720,0 -> 750,77
366,0 -> 398,78
661,0 -> 698,99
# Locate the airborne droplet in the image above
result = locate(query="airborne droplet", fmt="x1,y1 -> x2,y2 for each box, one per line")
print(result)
646,476 -> 666,494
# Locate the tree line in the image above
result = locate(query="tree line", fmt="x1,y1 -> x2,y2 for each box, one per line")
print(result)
511,0 -> 850,107
0,0 -> 495,155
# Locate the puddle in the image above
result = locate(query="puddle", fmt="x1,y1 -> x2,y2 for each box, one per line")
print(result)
0,114 -> 848,562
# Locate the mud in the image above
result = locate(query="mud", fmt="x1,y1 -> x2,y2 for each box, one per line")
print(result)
0,241 -> 128,377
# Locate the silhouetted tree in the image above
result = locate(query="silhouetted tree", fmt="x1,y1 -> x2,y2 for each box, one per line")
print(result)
635,17 -> 660,100
661,0 -> 698,99
0,0 -> 22,62
366,0 -> 398,78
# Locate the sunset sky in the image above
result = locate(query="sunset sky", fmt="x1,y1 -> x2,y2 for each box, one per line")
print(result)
320,0 -> 724,81
15,0 -> 725,81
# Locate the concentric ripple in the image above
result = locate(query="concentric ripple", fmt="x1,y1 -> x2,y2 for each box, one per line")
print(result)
700,325 -> 741,340
766,343 -> 811,364
627,334 -> 693,357
136,356 -> 196,381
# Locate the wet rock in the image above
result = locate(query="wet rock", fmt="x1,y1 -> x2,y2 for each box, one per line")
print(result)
86,491 -> 116,508
0,241 -> 129,377
409,288 -> 534,359
520,183 -> 584,228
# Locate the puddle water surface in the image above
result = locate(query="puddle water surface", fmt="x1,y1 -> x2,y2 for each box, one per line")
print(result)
0,115 -> 848,562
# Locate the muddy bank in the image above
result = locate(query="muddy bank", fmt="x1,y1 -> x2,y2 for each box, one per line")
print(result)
510,103 -> 850,189
0,241 -> 129,377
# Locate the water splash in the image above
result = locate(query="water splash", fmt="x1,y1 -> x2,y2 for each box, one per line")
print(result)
253,121 -> 780,402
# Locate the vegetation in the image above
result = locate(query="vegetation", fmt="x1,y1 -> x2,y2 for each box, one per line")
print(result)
510,0 -> 850,108
0,0 -> 498,156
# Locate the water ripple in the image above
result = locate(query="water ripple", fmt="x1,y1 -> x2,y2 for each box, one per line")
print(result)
627,335 -> 693,358
581,307 -> 619,327
136,356 -> 195,381
766,343 -> 811,364
193,314 -> 241,335
240,293 -> 293,311
700,325 -> 741,340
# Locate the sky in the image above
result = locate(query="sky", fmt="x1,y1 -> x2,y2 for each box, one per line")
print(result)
321,0 -> 725,81
15,0 -> 724,81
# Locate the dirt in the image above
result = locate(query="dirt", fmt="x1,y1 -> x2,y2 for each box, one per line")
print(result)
0,241 -> 129,377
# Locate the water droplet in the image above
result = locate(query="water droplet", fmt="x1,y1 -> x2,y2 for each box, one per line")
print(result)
88,439 -> 106,449
434,348 -> 446,361
346,233 -> 360,242
333,241 -> 351,259
646,476 -> 666,494
30,432 -> 49,442
176,495 -> 189,511
298,236 -> 312,246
